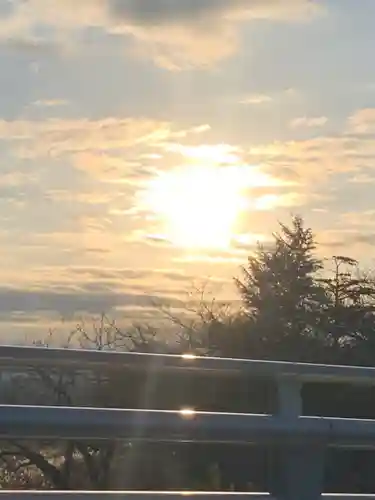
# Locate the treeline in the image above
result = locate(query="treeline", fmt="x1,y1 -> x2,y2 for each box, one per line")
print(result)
2,216 -> 375,492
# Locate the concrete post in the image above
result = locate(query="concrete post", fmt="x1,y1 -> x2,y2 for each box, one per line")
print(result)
269,376 -> 325,500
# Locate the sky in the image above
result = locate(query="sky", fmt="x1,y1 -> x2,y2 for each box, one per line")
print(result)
1,0 -> 375,342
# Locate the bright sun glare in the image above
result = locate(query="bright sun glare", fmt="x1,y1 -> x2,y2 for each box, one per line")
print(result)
143,146 -> 277,250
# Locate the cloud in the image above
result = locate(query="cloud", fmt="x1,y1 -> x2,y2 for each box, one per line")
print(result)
0,261 -> 202,314
339,210 -> 375,229
165,143 -> 241,163
0,264 -> 218,341
0,118 -> 212,229
245,130 -> 375,186
108,0 -> 319,25
253,192 -> 304,210
5,264 -> 195,290
111,0 -> 321,69
290,116 -> 328,128
239,94 -> 273,105
314,209 -> 375,263
32,99 -> 69,108
0,0 -> 322,69
72,152 -> 152,185
0,285 -> 182,316
0,117 -> 197,159
348,108 -> 375,133
319,229 -> 375,250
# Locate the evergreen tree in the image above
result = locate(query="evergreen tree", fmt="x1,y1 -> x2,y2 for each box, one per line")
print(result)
235,215 -> 327,360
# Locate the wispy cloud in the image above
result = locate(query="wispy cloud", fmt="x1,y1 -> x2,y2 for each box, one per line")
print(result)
0,284 -> 182,317
32,99 -> 68,108
290,116 -> 328,128
318,228 -> 375,251
0,118 -> 171,157
239,94 -> 273,105
0,117 -> 210,160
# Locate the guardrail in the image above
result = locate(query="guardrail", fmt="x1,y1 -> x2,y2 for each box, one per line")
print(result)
0,495 -> 374,500
0,494 -> 272,500
1,345 -> 375,500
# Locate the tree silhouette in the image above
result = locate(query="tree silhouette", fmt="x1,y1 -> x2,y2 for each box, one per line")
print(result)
235,215 -> 327,360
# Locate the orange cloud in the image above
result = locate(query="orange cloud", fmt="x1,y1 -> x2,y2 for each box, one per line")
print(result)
0,117 -> 208,159
348,108 -> 375,133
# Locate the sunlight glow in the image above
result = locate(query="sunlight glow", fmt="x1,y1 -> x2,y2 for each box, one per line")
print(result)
167,143 -> 241,164
254,194 -> 280,210
179,407 -> 196,419
144,149 -> 278,250
182,353 -> 197,360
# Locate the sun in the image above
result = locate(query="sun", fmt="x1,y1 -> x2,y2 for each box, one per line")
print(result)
145,165 -> 245,249
143,157 -> 276,250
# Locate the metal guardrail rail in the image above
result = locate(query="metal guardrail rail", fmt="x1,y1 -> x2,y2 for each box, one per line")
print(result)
0,495 -> 375,500
0,494 -> 274,500
2,344 -> 375,384
1,346 -> 375,500
3,405 -> 375,448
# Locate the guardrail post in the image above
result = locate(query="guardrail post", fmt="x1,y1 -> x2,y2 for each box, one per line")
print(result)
269,377 -> 325,500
